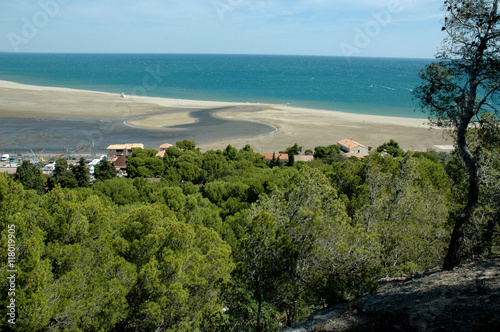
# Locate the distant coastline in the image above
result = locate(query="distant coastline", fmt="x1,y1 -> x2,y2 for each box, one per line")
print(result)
0,53 -> 431,119
0,79 -> 452,153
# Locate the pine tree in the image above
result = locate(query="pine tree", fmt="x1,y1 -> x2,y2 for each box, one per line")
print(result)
413,0 -> 500,269
14,160 -> 44,193
71,157 -> 90,187
94,160 -> 116,181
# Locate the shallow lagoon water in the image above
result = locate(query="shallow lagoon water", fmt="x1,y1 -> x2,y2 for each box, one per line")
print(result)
0,107 -> 276,153
0,54 -> 431,152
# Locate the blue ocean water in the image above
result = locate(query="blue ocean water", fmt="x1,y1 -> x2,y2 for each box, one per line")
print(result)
0,53 -> 431,118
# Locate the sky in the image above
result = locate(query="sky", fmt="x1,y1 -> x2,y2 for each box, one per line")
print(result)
0,0 -> 446,58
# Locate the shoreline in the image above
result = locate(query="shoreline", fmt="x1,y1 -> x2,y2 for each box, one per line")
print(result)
0,79 -> 428,122
0,79 -> 453,152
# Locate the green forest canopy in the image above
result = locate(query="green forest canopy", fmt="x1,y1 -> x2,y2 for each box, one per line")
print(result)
1,137 -> 499,331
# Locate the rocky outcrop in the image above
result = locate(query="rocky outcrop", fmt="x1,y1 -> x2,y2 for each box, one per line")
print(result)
283,259 -> 500,331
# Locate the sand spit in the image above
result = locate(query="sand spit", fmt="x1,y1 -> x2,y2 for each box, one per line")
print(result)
0,80 -> 452,152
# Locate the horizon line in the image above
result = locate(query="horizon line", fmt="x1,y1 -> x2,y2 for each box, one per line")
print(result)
0,51 -> 436,61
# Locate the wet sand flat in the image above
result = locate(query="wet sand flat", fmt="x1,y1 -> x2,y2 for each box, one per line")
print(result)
0,80 -> 453,152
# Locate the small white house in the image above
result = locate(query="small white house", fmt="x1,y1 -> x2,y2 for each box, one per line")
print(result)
42,163 -> 55,175
337,139 -> 369,157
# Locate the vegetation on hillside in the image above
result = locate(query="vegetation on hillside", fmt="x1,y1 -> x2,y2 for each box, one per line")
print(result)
2,2 -> 500,329
2,134 -> 499,330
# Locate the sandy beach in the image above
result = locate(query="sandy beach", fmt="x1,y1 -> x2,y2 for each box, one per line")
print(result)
0,80 -> 453,152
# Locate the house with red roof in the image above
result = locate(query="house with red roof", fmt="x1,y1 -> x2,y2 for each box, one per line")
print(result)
107,155 -> 128,170
337,139 -> 369,159
156,143 -> 173,158
260,153 -> 289,163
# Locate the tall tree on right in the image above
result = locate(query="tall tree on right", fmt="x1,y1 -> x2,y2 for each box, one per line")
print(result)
413,0 -> 500,270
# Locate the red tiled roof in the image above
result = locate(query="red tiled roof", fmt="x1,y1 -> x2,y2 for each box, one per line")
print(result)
260,153 -> 289,161
113,155 -> 128,169
337,139 -> 367,150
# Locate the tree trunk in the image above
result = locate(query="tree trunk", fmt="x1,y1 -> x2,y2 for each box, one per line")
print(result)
443,206 -> 475,270
443,118 -> 480,270
256,277 -> 262,332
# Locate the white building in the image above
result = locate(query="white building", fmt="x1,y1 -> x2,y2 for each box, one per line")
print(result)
106,143 -> 144,159
337,139 -> 369,158
42,163 -> 55,175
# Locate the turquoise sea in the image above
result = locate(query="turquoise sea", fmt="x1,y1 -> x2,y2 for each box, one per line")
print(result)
0,54 -> 433,152
0,53 -> 431,118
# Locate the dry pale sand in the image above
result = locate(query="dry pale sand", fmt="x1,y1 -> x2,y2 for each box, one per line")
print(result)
202,107 -> 453,152
0,80 -> 453,152
126,111 -> 198,128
